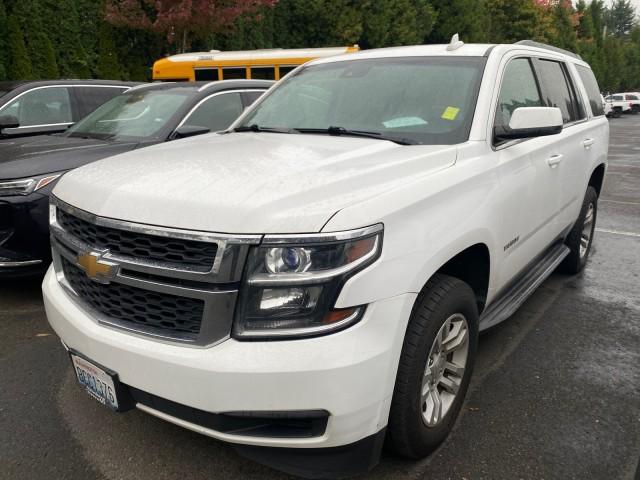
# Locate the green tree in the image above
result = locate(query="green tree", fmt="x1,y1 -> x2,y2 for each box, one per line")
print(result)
0,1 -> 7,80
12,0 -> 59,79
428,0 -> 490,43
361,0 -> 436,48
97,22 -> 121,79
549,0 -> 578,52
41,0 -> 91,78
607,0 -> 636,37
486,0 -> 553,43
7,14 -> 33,80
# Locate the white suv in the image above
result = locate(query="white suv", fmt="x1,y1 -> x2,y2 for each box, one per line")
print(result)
43,39 -> 608,478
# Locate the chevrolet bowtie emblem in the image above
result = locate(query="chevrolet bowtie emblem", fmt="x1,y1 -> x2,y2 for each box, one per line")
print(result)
76,251 -> 119,284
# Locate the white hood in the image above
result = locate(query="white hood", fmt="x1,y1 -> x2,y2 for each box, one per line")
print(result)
53,132 -> 457,234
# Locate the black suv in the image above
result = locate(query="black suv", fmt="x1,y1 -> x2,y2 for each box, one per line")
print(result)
0,80 -> 138,139
0,80 -> 273,276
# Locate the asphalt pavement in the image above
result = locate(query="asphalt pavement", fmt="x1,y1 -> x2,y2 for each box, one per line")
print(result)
1,116 -> 639,480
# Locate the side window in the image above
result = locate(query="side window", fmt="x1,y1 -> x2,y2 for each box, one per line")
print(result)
535,60 -> 580,124
222,68 -> 246,80
576,65 -> 605,116
494,58 -> 542,139
195,68 -> 219,81
182,92 -> 243,132
0,87 -> 72,127
278,65 -> 297,78
75,87 -> 127,118
242,90 -> 265,107
250,67 -> 275,80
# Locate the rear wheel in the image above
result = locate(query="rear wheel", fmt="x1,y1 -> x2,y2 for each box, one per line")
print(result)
561,186 -> 598,274
632,105 -> 640,115
387,274 -> 478,458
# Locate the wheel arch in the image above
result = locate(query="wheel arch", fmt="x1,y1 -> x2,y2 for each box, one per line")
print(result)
588,163 -> 606,197
416,243 -> 492,314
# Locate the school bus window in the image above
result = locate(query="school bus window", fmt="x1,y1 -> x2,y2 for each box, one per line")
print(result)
278,65 -> 297,78
222,67 -> 247,80
250,67 -> 276,80
195,69 -> 219,81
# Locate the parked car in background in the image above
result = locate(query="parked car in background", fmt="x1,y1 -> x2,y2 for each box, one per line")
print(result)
620,92 -> 640,113
0,80 -> 138,139
42,39 -> 608,478
0,80 -> 272,277
602,94 -> 613,117
604,93 -> 636,116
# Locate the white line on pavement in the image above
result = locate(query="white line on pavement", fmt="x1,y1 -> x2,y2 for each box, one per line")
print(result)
600,199 -> 640,206
596,228 -> 640,238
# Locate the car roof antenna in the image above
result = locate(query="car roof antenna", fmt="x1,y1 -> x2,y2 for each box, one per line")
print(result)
446,33 -> 464,51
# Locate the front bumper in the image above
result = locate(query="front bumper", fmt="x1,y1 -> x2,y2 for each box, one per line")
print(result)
43,266 -> 414,451
0,192 -> 50,276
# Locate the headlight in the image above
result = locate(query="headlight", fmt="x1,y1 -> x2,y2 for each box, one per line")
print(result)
0,173 -> 62,197
234,224 -> 383,339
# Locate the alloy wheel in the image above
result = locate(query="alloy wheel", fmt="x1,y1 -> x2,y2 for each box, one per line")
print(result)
580,202 -> 595,259
421,313 -> 469,427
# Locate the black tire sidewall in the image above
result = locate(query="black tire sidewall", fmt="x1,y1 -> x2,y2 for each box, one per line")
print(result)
388,275 -> 479,458
562,186 -> 598,274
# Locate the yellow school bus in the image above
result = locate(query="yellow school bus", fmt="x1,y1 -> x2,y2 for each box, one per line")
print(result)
152,46 -> 360,82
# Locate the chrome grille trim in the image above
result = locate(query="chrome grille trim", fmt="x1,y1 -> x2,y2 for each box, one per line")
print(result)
49,196 -> 261,347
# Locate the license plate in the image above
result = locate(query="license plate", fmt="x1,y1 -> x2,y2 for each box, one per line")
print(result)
70,353 -> 119,410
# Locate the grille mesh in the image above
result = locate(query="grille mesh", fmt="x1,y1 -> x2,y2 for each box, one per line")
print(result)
57,209 -> 217,271
62,258 -> 204,337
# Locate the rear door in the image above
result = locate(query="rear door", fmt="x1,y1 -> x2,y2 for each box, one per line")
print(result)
532,58 -> 592,232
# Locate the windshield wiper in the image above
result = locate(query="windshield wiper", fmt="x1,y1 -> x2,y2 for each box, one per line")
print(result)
232,124 -> 295,134
295,126 -> 416,145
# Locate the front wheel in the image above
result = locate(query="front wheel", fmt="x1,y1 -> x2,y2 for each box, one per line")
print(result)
387,274 -> 479,458
561,186 -> 598,274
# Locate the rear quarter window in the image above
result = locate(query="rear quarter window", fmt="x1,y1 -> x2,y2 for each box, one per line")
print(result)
576,66 -> 604,117
75,86 -> 128,118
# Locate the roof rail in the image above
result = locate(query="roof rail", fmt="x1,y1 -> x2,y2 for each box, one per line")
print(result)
515,40 -> 582,60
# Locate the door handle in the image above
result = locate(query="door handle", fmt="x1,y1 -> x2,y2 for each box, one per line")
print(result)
582,138 -> 595,148
547,154 -> 564,168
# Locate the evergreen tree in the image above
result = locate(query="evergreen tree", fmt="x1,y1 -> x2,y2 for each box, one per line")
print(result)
549,1 -> 578,52
97,22 -> 121,79
7,15 -> 33,80
12,0 -> 59,79
486,0 -> 552,43
607,0 -> 636,37
361,0 -> 436,48
40,0 -> 91,78
0,1 -> 7,80
428,0 -> 490,43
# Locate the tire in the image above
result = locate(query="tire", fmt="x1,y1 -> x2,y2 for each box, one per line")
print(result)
560,186 -> 598,274
613,108 -> 622,118
387,273 -> 479,459
633,105 -> 640,115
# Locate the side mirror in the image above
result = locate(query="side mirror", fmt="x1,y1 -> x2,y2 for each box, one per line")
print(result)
171,125 -> 210,140
0,115 -> 20,129
496,107 -> 563,141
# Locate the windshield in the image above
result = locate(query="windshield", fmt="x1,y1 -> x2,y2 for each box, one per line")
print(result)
66,90 -> 191,140
238,57 -> 486,145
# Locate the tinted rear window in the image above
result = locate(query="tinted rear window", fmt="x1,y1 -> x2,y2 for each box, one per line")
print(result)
536,60 -> 581,123
75,86 -> 127,118
576,66 -> 604,116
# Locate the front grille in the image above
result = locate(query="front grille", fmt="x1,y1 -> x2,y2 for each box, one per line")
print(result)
57,209 -> 217,272
62,258 -> 204,338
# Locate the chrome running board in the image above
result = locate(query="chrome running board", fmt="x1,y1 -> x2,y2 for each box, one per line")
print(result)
479,243 -> 570,331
